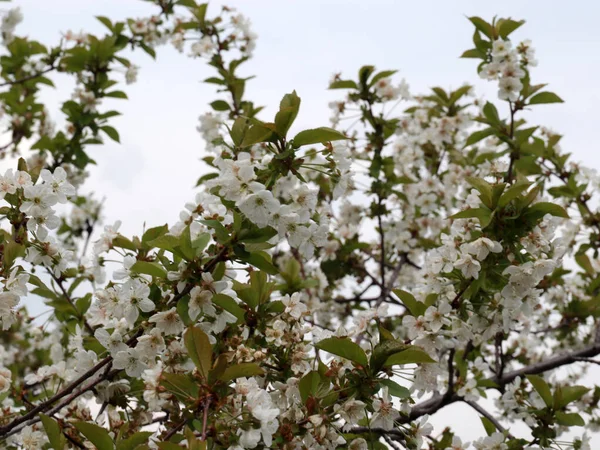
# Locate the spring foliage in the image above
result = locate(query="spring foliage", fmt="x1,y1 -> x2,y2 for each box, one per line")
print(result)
0,2 -> 597,450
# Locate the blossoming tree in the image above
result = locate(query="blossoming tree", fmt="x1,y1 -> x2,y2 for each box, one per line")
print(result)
0,2 -> 597,449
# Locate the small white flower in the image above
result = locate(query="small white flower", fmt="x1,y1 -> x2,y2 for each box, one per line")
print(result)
188,286 -> 216,320
238,189 -> 280,228
281,292 -> 307,319
0,367 -> 11,393
454,253 -> 481,279
371,387 -> 399,430
113,348 -> 147,378
149,307 -> 184,335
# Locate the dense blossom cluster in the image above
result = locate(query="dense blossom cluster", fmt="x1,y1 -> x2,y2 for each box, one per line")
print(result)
0,5 -> 598,450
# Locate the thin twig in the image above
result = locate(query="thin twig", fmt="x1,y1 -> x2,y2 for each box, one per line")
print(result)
48,270 -> 94,334
464,399 -> 514,439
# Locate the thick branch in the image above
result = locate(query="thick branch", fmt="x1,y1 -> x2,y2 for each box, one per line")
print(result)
405,342 -> 600,423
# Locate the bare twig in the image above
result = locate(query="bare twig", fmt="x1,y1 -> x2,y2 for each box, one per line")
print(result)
48,270 -> 94,334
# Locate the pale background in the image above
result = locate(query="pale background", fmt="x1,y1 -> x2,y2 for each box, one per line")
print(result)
10,0 -> 600,446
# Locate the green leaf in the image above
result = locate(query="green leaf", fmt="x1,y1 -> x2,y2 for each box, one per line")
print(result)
40,414 -> 67,450
147,235 -> 181,255
113,235 -> 137,251
240,124 -> 273,148
292,127 -> 348,148
497,18 -> 525,39
465,128 -> 495,147
219,363 -> 264,382
553,385 -> 590,410
105,90 -> 128,99
238,225 -> 278,244
370,339 -> 409,373
480,416 -> 497,436
378,379 -> 410,398
498,180 -> 531,208
575,253 -> 594,277
392,289 -> 425,316
102,125 -> 121,144
468,16 -> 494,38
183,326 -> 212,378
130,261 -> 167,278
384,346 -> 435,366
142,224 -> 168,244
555,411 -> 585,427
369,70 -> 398,87
210,100 -> 230,111
432,87 -> 450,104
117,432 -> 153,450
358,65 -> 376,86
200,220 -> 230,245
96,16 -> 113,31
315,337 -> 368,367
482,102 -> 501,126
74,422 -> 114,450
328,79 -> 358,90
274,91 -> 301,138
522,202 -> 569,222
528,92 -> 563,105
461,48 -> 485,59
450,207 -> 493,228
236,250 -> 278,275
179,225 -> 195,260
466,176 -> 494,209
161,372 -> 198,401
212,294 -> 245,322
526,375 -> 553,407
3,239 -> 25,269
299,371 -> 321,402
76,293 -> 92,315
192,233 -> 211,254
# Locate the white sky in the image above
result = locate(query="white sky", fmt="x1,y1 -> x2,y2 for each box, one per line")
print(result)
9,0 -> 600,446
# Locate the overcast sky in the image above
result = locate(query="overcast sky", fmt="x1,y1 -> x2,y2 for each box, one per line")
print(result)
9,0 -> 600,445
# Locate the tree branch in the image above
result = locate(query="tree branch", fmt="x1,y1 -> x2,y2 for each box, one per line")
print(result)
0,329 -> 142,438
464,399 -> 514,439
405,342 -> 600,423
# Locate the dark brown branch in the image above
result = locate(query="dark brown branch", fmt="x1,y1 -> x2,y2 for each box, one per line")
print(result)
0,329 -> 142,438
0,66 -> 56,87
163,418 -> 186,441
573,357 -> 600,366
404,342 -> 600,423
464,399 -> 514,439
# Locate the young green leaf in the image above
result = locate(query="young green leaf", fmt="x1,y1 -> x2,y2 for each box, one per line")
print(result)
526,375 -> 553,407
219,362 -> 264,382
40,414 -> 67,450
74,422 -> 115,450
130,261 -> 167,278
184,326 -> 212,378
528,92 -> 563,105
315,337 -> 369,367
292,127 -> 348,148
383,346 -> 436,366
274,91 -> 301,137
